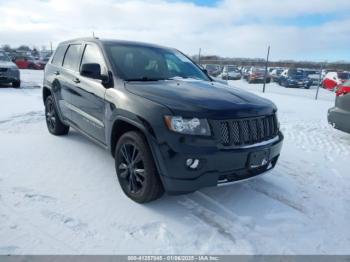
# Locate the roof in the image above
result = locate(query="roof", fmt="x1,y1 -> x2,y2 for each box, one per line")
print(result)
58,37 -> 172,50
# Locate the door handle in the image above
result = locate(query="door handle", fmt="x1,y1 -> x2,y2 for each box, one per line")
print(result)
54,71 -> 60,76
73,78 -> 80,84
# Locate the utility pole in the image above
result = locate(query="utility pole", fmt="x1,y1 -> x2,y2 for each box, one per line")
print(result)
315,62 -> 324,100
50,41 -> 53,54
263,45 -> 270,93
198,48 -> 201,65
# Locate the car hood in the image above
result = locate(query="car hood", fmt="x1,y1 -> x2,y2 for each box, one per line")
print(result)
125,79 -> 276,119
0,61 -> 18,69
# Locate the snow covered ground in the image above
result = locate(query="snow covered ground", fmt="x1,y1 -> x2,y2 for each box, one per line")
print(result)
0,71 -> 349,254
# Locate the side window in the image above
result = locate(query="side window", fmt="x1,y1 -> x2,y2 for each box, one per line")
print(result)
51,45 -> 67,66
63,44 -> 82,71
80,44 -> 107,74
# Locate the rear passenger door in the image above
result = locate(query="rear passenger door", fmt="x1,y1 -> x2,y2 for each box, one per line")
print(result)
69,43 -> 107,144
47,44 -> 72,120
60,43 -> 83,124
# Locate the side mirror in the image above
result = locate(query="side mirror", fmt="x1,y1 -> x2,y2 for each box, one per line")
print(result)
81,63 -> 103,80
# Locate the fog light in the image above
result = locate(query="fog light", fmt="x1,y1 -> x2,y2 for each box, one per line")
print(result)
186,158 -> 199,169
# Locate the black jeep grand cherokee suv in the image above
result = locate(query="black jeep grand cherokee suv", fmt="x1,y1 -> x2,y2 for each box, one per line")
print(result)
43,38 -> 283,203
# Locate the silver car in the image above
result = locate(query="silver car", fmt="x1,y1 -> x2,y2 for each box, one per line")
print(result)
220,65 -> 241,80
0,51 -> 20,88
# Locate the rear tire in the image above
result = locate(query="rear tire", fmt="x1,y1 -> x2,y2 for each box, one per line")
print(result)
45,95 -> 69,136
12,80 -> 20,88
115,131 -> 164,203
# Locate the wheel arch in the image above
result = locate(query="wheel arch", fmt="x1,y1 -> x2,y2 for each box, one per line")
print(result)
42,86 -> 52,104
109,117 -> 163,179
109,116 -> 156,157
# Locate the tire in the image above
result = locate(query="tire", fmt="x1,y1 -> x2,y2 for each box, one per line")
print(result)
45,95 -> 69,136
12,80 -> 20,88
115,131 -> 164,203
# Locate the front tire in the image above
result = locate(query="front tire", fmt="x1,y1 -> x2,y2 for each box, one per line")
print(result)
12,80 -> 21,88
115,131 -> 164,203
45,96 -> 69,135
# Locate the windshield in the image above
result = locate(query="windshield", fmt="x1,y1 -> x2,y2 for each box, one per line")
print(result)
253,68 -> 265,73
0,52 -> 11,62
226,66 -> 239,72
289,69 -> 304,77
105,44 -> 210,81
205,64 -> 218,70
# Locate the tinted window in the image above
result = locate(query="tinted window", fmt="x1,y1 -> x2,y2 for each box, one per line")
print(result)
81,44 -> 106,74
51,45 -> 67,66
63,44 -> 82,71
106,45 -> 209,81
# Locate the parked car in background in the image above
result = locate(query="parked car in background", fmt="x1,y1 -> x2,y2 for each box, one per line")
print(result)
328,79 -> 350,134
43,38 -> 283,203
242,66 -> 252,79
322,71 -> 350,90
0,50 -> 20,88
219,65 -> 241,80
304,69 -> 321,86
246,67 -> 271,83
202,64 -> 221,77
36,54 -> 51,69
14,55 -> 43,69
278,68 -> 312,89
270,68 -> 284,82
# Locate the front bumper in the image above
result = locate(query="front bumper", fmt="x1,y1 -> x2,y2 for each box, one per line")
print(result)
0,69 -> 20,84
328,107 -> 350,134
155,132 -> 284,194
286,80 -> 311,87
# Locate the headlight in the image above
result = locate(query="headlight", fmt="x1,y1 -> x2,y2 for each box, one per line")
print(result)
164,116 -> 211,136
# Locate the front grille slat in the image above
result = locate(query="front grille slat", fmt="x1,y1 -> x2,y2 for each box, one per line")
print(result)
216,114 -> 278,147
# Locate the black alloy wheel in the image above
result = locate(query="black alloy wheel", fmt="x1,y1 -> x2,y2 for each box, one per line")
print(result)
45,96 -> 69,135
118,143 -> 145,194
115,131 -> 164,203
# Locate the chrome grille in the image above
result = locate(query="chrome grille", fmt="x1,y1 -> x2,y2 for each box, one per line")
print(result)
213,114 -> 278,147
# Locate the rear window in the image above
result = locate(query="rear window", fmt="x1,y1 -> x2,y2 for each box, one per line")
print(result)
51,45 -> 67,66
63,44 -> 82,71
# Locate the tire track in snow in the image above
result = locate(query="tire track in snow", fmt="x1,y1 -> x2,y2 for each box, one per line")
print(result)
178,192 -> 256,253
0,111 -> 44,131
281,120 -> 350,157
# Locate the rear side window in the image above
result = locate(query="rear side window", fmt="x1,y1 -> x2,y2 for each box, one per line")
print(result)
51,45 -> 67,66
63,44 -> 82,71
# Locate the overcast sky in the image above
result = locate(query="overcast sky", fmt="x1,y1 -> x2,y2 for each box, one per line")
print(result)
0,0 -> 349,62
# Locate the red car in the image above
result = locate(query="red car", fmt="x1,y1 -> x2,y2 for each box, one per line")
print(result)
322,71 -> 350,90
14,56 -> 43,70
